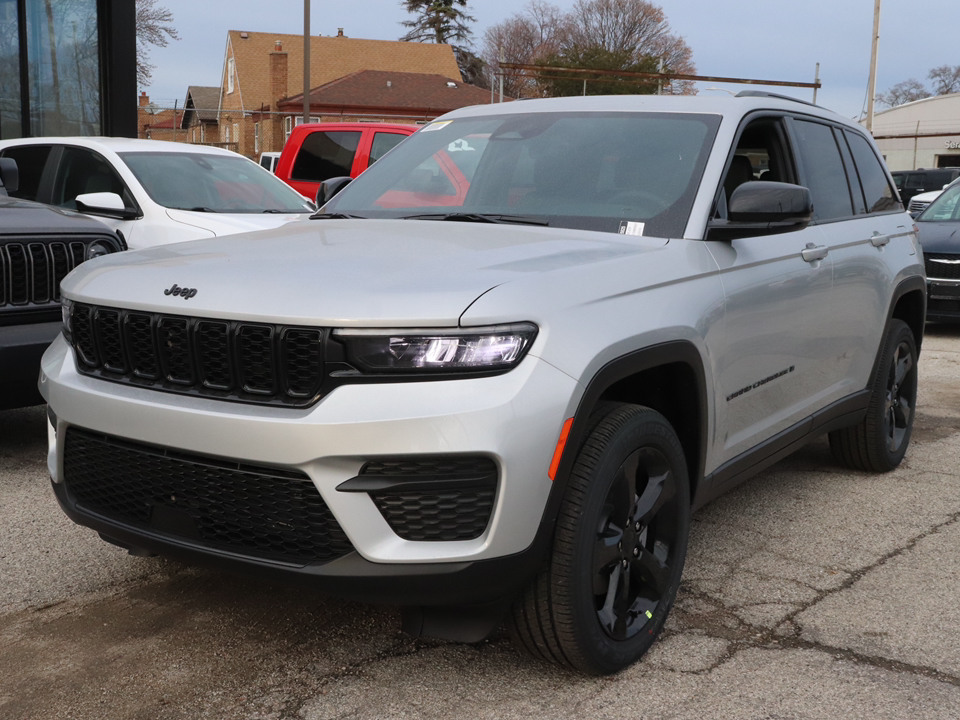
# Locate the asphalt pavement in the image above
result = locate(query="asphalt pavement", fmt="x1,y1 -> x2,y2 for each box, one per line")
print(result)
2,324 -> 959,720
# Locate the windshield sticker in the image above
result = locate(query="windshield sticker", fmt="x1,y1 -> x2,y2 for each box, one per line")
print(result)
619,221 -> 645,236
421,121 -> 452,133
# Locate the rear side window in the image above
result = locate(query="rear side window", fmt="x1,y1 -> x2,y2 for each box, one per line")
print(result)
792,120 -> 853,222
844,131 -> 898,213
291,131 -> 361,182
370,132 -> 407,164
0,145 -> 52,201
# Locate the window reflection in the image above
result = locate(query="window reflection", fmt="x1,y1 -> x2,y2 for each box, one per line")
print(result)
25,0 -> 99,136
0,0 -> 21,138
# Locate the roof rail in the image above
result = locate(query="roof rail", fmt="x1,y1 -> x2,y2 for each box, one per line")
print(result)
735,90 -> 819,108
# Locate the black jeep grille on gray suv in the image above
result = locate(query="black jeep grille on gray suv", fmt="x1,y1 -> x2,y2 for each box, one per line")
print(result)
63,427 -> 354,565
70,304 -> 324,406
1,239 -> 87,307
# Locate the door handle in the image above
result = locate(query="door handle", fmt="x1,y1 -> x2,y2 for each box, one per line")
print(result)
801,243 -> 828,262
870,231 -> 891,247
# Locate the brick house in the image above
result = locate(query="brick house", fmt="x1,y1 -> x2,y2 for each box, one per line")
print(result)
219,29 -> 463,158
181,86 -> 221,145
273,70 -> 497,134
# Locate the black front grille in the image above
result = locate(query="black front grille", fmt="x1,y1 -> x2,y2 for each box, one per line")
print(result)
63,427 -> 353,565
71,304 -> 325,407
0,239 -> 90,307
925,253 -> 960,281
360,457 -> 498,542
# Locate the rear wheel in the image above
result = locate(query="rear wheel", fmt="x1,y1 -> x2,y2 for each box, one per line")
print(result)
509,404 -> 690,674
829,319 -> 918,472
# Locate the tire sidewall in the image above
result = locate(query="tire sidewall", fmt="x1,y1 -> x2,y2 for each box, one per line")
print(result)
874,320 -> 918,468
561,408 -> 690,673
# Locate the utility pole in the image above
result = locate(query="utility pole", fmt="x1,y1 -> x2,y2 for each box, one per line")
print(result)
303,0 -> 311,126
866,0 -> 882,133
813,63 -> 820,105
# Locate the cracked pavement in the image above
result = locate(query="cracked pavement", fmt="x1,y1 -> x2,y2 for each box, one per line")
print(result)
2,325 -> 959,719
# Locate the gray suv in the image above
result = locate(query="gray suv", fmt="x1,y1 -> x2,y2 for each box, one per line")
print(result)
40,93 -> 925,674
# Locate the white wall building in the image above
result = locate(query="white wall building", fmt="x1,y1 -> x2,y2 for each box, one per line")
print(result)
867,94 -> 960,171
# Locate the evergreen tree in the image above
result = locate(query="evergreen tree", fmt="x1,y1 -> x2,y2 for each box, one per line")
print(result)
399,0 -> 475,45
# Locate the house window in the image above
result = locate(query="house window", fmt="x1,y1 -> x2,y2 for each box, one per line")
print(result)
227,57 -> 235,94
224,124 -> 230,143
233,123 -> 239,147
254,121 -> 260,154
284,116 -> 292,141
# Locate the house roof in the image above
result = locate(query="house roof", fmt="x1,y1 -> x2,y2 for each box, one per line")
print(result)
225,31 -> 463,112
183,86 -> 221,124
277,70 -> 495,114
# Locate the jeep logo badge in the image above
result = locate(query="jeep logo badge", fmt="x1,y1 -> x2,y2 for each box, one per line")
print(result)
164,283 -> 197,299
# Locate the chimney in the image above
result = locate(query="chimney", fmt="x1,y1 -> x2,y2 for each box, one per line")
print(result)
337,28 -> 344,37
139,91 -> 150,107
270,44 -> 288,103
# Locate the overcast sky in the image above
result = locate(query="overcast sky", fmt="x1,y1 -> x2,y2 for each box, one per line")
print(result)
145,0 -> 955,120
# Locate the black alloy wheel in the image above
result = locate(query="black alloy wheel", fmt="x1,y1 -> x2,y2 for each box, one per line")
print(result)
883,335 -> 916,455
509,403 -> 690,675
592,445 -> 679,641
830,319 -> 918,472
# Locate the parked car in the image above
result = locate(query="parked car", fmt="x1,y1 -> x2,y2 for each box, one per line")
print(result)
906,175 -> 960,216
258,151 -> 281,173
0,138 -> 315,250
0,158 -> 124,410
891,168 -> 960,206
915,180 -> 960,321
275,122 -> 417,201
42,93 -> 925,675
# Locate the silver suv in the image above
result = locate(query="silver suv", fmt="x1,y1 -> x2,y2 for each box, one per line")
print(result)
40,93 -> 925,675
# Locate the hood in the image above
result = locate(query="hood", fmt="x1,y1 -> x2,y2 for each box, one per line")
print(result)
164,208 -> 311,237
61,219 -> 665,327
916,221 -> 960,254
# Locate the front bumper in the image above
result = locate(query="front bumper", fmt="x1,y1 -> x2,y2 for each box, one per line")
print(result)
0,320 -> 60,410
40,335 -> 579,603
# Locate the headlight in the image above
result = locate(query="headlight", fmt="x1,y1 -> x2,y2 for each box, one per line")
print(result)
85,240 -> 113,261
335,323 -> 538,373
61,297 -> 74,342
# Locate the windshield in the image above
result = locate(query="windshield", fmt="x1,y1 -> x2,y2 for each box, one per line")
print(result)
918,181 -> 960,222
324,111 -> 721,237
119,152 -> 313,213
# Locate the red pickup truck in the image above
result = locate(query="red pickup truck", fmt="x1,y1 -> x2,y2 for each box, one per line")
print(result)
275,122 -> 418,201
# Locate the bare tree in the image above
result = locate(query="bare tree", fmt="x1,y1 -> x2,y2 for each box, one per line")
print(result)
928,65 -> 960,96
481,2 -> 572,97
876,78 -> 930,108
399,0 -> 475,45
481,0 -> 694,98
136,0 -> 179,88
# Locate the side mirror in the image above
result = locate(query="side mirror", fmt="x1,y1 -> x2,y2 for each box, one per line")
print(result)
316,176 -> 352,206
709,181 -> 813,239
75,192 -> 138,220
0,157 -> 19,194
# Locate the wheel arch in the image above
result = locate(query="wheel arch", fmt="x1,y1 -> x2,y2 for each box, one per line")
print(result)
889,275 -> 926,355
552,341 -> 709,514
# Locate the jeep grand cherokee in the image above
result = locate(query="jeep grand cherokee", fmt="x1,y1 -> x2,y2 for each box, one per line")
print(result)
40,93 -> 925,674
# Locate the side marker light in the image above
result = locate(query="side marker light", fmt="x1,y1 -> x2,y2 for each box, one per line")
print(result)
548,418 -> 574,481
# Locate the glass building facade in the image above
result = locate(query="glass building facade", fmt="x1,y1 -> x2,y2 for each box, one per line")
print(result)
0,0 -> 134,139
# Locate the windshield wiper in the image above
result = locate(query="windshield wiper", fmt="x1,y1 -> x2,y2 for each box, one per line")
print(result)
310,211 -> 366,220
181,206 -> 218,213
400,212 -> 549,226
262,208 -> 308,214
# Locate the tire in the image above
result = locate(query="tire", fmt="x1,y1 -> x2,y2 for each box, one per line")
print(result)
509,404 -> 690,675
829,319 -> 918,472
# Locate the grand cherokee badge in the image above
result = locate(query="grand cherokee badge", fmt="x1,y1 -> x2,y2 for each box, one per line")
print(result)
164,283 -> 197,299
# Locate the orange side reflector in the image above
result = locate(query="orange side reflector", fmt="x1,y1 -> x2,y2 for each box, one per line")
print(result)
548,417 -> 575,481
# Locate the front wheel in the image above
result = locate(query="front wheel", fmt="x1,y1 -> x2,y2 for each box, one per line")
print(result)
829,319 -> 918,472
509,404 -> 690,674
